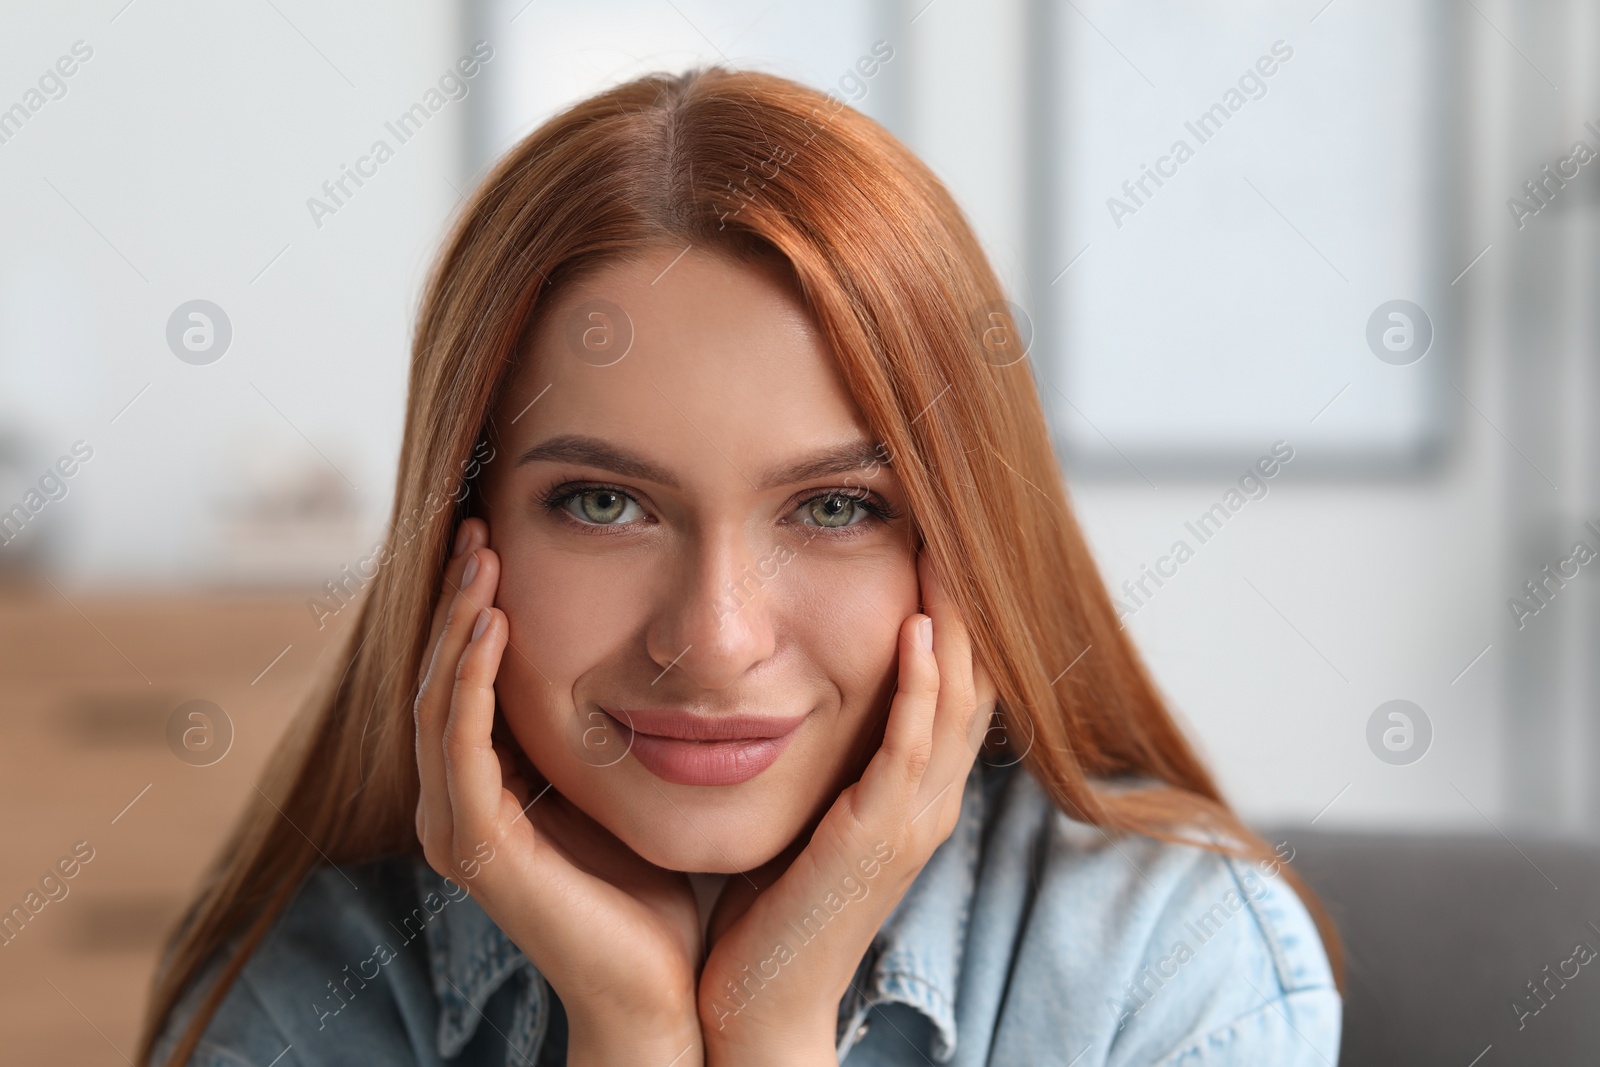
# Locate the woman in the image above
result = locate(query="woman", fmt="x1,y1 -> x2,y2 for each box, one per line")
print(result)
141,67 -> 1343,1066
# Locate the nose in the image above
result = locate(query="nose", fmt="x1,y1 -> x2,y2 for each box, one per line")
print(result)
645,523 -> 777,690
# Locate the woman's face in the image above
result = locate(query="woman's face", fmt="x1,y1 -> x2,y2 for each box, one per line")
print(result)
477,247 -> 919,873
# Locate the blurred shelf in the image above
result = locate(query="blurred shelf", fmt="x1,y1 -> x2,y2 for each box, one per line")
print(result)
0,586 -> 359,1067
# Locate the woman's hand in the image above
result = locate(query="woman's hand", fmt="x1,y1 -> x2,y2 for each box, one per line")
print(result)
413,518 -> 705,1066
696,551 -> 998,1065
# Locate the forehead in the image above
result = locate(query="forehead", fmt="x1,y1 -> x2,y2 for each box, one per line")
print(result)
497,248 -> 875,481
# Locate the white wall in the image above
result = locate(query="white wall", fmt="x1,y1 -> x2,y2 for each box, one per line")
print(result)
888,0 -> 1572,835
0,0 -> 463,586
5,0 -> 1593,835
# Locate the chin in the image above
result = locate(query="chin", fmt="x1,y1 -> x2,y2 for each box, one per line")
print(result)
617,825 -> 780,870
612,799 -> 795,874
638,840 -> 773,874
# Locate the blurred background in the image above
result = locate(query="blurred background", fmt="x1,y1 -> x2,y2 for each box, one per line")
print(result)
1,0 -> 1596,1062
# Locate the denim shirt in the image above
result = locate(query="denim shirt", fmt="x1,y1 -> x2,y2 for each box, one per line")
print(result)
152,762 -> 1340,1066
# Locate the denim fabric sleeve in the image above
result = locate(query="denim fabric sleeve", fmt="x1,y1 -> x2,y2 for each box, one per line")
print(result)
948,769 -> 1340,1067
1103,845 -> 1342,1067
187,1039 -> 264,1067
149,859 -> 461,1067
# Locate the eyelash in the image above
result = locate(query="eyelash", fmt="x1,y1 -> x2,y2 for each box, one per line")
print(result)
536,480 -> 900,537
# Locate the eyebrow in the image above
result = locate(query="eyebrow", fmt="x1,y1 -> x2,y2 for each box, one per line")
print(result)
514,433 -> 890,491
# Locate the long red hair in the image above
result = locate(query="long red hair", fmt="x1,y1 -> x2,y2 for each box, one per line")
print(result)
140,66 -> 1342,1065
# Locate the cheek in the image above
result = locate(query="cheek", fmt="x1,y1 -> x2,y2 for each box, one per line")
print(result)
778,549 -> 918,717
490,541 -> 650,709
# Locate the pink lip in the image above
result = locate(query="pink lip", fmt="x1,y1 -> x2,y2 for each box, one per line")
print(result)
601,707 -> 807,786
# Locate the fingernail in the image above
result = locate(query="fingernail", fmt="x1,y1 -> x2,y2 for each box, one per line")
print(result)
453,523 -> 472,556
917,615 -> 934,651
472,609 -> 490,642
461,551 -> 480,587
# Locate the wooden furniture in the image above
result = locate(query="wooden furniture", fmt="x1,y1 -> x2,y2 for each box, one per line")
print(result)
0,582 -> 356,1065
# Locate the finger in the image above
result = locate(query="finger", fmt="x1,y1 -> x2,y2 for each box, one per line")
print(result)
419,518 -> 488,688
861,610 -> 940,811
971,657 -> 999,755
443,605 -> 511,855
918,553 -> 981,763
491,734 -> 533,811
909,554 -> 987,837
415,546 -> 500,858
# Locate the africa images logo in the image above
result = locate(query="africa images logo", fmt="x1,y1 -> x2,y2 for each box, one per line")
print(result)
1105,40 -> 1294,229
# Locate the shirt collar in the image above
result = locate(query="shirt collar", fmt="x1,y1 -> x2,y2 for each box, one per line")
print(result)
415,864 -> 534,1060
416,761 -> 990,1063
842,759 -> 986,1062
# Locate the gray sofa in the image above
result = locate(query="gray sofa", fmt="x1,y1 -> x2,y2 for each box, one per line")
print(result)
1266,827 -> 1600,1065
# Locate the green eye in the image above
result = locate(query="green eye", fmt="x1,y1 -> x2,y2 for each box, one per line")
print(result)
807,493 -> 862,528
569,489 -> 637,524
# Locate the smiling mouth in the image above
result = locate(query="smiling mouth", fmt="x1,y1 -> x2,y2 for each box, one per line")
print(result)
598,707 -> 807,786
